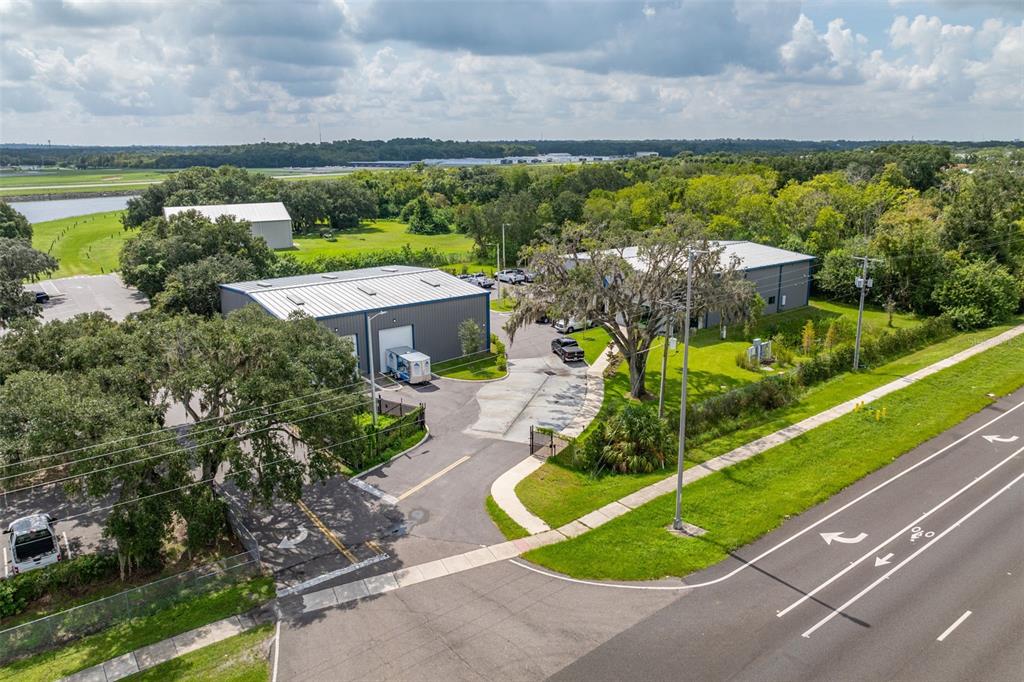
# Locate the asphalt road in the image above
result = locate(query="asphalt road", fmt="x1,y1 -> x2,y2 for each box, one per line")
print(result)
277,385 -> 1024,681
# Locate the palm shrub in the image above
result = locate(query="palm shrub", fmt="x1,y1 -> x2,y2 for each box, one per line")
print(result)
599,403 -> 673,474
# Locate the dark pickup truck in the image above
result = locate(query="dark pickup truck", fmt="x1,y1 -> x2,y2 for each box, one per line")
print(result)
551,336 -> 584,362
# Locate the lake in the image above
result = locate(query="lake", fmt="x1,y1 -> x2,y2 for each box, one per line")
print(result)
9,196 -> 133,223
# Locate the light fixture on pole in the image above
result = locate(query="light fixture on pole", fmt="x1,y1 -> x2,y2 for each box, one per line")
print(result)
366,310 -> 387,427
851,256 -> 881,371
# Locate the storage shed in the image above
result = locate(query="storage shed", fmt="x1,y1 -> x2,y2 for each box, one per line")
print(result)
163,202 -> 294,249
219,265 -> 490,374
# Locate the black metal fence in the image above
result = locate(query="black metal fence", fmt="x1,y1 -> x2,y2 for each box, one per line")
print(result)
361,400 -> 426,471
377,395 -> 425,421
529,426 -> 570,458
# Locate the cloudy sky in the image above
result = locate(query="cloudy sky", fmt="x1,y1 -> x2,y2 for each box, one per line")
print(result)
0,0 -> 1021,145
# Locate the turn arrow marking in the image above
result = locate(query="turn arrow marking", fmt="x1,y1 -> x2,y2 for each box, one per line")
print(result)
278,525 -> 308,550
983,435 -> 1019,444
874,553 -> 894,567
820,531 -> 868,545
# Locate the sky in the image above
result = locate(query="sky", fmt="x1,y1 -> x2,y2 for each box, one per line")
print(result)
0,0 -> 1021,146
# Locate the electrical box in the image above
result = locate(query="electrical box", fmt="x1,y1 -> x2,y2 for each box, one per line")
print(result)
669,337 -> 678,350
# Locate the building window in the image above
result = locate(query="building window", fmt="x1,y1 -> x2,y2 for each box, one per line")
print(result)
767,295 -> 776,305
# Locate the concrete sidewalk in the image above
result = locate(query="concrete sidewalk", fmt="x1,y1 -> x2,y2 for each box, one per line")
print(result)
61,609 -> 273,682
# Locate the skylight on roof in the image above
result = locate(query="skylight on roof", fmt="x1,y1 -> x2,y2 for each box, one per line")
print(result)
320,274 -> 338,279
357,285 -> 377,296
420,278 -> 441,287
286,294 -> 305,305
256,281 -> 272,288
380,267 -> 398,272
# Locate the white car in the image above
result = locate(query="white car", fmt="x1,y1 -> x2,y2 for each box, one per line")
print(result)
495,269 -> 526,284
4,514 -> 63,578
553,317 -> 590,333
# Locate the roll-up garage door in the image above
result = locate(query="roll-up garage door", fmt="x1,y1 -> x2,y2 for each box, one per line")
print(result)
378,325 -> 413,369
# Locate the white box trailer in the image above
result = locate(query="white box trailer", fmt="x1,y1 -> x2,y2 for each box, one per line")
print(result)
385,346 -> 432,384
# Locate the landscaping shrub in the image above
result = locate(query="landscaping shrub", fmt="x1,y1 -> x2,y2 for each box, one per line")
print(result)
599,404 -> 674,474
0,553 -> 120,619
933,261 -> 1020,330
459,319 -> 483,355
687,373 -> 802,438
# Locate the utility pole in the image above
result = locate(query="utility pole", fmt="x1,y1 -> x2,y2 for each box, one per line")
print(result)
658,318 -> 673,419
672,247 -> 703,532
366,310 -> 387,427
852,256 -> 877,371
501,223 -> 508,272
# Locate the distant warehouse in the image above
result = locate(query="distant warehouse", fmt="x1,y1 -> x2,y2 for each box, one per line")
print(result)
163,201 -> 294,249
219,266 -> 489,374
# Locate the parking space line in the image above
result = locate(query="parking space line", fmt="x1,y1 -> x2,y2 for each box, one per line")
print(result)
295,500 -> 358,563
937,610 -> 972,642
397,456 -> 471,501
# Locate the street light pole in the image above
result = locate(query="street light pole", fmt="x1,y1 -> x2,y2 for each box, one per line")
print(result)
366,310 -> 386,427
673,247 -> 700,532
501,223 -> 508,273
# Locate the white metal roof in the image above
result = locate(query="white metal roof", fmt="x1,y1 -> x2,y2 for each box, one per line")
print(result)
574,241 -> 813,272
221,265 -> 486,319
163,202 -> 292,223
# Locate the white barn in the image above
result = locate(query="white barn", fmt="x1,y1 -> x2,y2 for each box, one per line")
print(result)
162,202 -> 294,249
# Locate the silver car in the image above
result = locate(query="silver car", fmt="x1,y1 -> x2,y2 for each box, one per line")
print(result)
496,269 -> 526,284
4,514 -> 63,578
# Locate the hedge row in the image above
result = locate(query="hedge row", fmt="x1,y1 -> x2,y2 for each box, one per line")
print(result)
0,553 -> 119,619
281,245 -> 472,276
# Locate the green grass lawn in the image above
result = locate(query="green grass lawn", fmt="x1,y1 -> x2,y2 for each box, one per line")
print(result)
0,169 -> 173,194
31,210 -> 131,277
128,624 -> 273,682
284,220 -> 475,262
524,332 -> 1024,580
485,495 -> 530,540
433,350 -> 507,380
490,296 -> 516,312
0,575 -> 275,682
517,316 -> 1022,528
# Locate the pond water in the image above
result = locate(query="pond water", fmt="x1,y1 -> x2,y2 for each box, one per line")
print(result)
9,195 -> 134,223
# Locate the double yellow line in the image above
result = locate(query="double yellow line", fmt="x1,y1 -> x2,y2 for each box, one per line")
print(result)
295,499 -> 358,563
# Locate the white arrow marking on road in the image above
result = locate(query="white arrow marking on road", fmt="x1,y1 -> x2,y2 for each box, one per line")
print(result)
278,526 -> 308,550
982,434 -> 1019,444
820,531 -> 868,545
874,553 -> 894,567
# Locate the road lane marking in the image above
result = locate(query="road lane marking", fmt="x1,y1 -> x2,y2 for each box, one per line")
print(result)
874,553 -> 894,567
509,399 -> 1024,594
937,610 -> 972,642
397,455 -> 470,501
982,435 -> 1018,444
778,444 -> 1024,618
801,469 -> 1024,638
365,539 -> 384,554
295,499 -> 358,563
821,531 -> 867,545
271,620 -> 282,682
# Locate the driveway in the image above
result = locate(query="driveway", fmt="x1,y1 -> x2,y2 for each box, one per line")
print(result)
26,274 -> 149,323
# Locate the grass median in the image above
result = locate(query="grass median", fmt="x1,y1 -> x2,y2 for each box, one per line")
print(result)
128,623 -> 274,682
0,575 -> 275,682
485,495 -> 530,540
517,318 -> 1023,528
523,332 -> 1024,581
433,351 -> 507,380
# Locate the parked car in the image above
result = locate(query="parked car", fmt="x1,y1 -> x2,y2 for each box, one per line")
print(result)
553,317 -> 590,333
469,272 -> 495,289
30,290 -> 49,303
512,268 -> 536,283
3,514 -> 62,578
551,337 -> 585,362
496,269 -> 526,284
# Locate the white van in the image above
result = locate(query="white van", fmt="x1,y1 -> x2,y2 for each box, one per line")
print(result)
3,514 -> 63,578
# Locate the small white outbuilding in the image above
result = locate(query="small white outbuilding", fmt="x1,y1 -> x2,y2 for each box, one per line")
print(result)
162,201 -> 294,249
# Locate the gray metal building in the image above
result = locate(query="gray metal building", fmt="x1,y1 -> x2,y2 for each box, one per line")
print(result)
219,265 -> 490,374
702,241 -> 814,328
163,202 -> 294,249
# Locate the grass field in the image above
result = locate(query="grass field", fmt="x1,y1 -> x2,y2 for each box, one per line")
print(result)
485,495 -> 530,540
516,315 -> 1017,528
131,624 -> 273,682
285,220 -> 475,262
523,331 -> 1024,580
0,575 -> 275,682
433,350 -> 507,380
31,210 -> 131,277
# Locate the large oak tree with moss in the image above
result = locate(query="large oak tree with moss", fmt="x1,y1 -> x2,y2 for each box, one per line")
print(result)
507,216 -> 755,400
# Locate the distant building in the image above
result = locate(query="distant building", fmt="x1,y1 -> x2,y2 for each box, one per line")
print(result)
570,241 -> 814,328
219,265 -> 489,374
163,201 -> 294,250
634,151 -> 659,158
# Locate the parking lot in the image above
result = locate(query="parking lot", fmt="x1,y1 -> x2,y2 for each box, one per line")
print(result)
25,274 -> 149,324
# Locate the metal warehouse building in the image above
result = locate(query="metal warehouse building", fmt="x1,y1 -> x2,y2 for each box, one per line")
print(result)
573,240 -> 814,327
163,202 -> 294,249
219,266 -> 490,374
